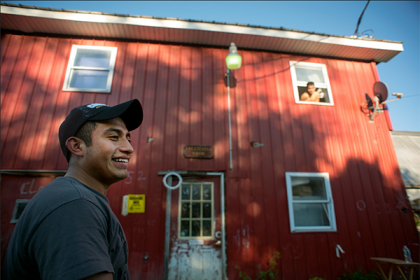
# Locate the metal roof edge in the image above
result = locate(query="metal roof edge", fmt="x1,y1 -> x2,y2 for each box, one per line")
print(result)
391,131 -> 420,137
1,3 -> 404,52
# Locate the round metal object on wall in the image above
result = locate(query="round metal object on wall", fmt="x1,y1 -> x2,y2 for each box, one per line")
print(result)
373,81 -> 389,103
163,172 -> 183,190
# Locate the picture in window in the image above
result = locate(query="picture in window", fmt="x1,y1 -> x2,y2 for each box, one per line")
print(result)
290,61 -> 334,105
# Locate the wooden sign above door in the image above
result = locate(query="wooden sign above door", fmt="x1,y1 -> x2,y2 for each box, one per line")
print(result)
183,145 -> 214,159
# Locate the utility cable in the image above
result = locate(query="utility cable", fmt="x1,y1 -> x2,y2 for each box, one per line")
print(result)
354,0 -> 370,35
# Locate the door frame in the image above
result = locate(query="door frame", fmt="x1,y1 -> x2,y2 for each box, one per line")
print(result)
158,171 -> 226,280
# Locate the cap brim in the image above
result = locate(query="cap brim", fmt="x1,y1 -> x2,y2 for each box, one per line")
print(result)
89,99 -> 143,131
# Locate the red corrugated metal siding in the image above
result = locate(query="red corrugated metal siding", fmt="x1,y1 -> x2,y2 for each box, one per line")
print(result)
1,33 -> 418,279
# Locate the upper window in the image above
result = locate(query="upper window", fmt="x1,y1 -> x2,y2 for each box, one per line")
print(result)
63,45 -> 118,93
290,61 -> 334,105
285,172 -> 337,232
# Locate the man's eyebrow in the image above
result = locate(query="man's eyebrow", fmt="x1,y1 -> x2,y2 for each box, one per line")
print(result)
103,128 -> 131,138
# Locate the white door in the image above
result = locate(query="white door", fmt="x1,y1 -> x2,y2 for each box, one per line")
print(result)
168,177 -> 223,280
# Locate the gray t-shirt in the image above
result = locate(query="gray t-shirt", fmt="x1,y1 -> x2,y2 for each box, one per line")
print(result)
3,176 -> 129,280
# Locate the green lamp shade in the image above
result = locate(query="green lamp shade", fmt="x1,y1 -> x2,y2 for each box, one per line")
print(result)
226,53 -> 242,70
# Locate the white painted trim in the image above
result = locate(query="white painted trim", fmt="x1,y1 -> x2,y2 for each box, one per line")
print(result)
62,45 -> 117,93
1,6 -> 404,52
290,61 -> 335,106
285,172 -> 337,232
177,182 -> 215,240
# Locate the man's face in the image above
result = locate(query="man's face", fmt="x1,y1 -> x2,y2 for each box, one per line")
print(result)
307,85 -> 316,95
82,117 -> 133,186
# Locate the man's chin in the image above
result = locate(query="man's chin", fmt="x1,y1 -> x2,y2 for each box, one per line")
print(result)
110,171 -> 129,184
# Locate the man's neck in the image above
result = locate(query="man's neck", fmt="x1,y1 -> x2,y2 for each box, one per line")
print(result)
65,165 -> 110,195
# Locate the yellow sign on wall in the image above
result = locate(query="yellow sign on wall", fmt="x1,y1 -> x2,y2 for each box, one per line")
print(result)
122,194 -> 145,215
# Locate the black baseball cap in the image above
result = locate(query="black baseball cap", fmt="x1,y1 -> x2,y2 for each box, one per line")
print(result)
59,99 -> 143,161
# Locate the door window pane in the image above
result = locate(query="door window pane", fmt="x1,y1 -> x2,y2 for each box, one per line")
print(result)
203,202 -> 211,218
182,185 -> 191,200
192,203 -> 201,218
181,203 -> 190,218
203,221 -> 212,236
203,184 -> 212,200
180,221 -> 190,237
192,184 -> 201,200
192,221 -> 200,237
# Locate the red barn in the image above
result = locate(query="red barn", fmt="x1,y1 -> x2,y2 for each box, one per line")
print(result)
1,4 -> 418,279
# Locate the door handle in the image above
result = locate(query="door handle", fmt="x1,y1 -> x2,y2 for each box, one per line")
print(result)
214,240 -> 221,246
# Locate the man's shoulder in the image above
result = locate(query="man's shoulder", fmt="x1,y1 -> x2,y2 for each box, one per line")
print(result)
24,177 -> 110,222
35,177 -> 104,205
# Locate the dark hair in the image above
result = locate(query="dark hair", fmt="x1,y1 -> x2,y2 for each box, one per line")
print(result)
307,82 -> 314,87
68,121 -> 97,161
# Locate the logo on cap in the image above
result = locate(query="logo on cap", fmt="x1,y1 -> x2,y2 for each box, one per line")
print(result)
87,103 -> 108,109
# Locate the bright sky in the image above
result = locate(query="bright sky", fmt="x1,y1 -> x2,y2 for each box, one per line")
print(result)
5,1 -> 420,132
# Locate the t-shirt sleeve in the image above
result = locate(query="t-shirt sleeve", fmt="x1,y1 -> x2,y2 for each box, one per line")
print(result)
28,199 -> 114,280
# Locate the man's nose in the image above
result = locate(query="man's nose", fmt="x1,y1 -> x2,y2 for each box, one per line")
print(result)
120,139 -> 134,154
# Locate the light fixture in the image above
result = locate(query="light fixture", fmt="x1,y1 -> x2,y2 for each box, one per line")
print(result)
225,42 -> 242,169
251,141 -> 264,148
225,43 -> 242,70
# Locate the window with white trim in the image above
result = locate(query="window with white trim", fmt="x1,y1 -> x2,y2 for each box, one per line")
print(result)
285,172 -> 337,232
290,61 -> 334,105
63,45 -> 118,93
179,182 -> 214,239
10,199 -> 30,223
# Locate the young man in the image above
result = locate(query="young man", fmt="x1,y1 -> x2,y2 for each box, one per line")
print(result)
3,99 -> 143,280
300,81 -> 320,102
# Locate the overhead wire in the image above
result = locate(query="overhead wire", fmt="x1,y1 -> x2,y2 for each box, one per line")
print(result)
354,0 -> 371,36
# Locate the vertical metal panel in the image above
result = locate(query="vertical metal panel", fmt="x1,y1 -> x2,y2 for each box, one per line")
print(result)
322,58 -> 357,274
0,33 -> 11,66
1,35 -> 32,159
11,36 -> 48,169
1,33 -> 418,279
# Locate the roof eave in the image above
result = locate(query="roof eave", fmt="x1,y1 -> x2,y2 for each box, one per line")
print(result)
0,5 -> 404,63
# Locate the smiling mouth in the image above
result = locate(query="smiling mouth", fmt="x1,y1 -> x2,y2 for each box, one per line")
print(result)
113,158 -> 129,163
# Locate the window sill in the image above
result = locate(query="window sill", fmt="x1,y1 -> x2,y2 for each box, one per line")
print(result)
63,88 -> 111,93
295,101 -> 335,106
291,228 -> 337,233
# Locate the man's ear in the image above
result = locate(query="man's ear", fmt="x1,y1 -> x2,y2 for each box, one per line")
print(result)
65,137 -> 85,158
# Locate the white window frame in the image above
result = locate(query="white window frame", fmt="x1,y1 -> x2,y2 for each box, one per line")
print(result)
178,182 -> 214,240
285,172 -> 337,232
62,45 -> 118,93
10,199 -> 30,224
290,61 -> 334,106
